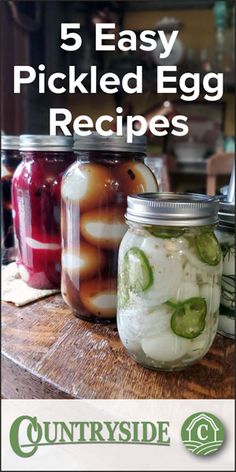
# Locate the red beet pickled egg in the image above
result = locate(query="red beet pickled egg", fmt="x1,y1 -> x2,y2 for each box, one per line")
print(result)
80,278 -> 117,318
80,206 -> 127,249
26,237 -> 60,250
61,164 -> 115,212
62,242 -> 106,280
115,161 -> 158,197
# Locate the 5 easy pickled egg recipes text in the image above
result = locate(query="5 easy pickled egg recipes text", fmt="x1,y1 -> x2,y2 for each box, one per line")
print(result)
13,23 -> 224,143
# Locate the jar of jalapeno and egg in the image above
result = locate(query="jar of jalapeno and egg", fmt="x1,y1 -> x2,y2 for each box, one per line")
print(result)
215,200 -> 235,339
117,193 -> 223,371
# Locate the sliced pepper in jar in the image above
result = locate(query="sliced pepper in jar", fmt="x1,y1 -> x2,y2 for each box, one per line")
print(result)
195,231 -> 221,266
147,226 -> 185,239
124,247 -> 153,293
170,297 -> 207,339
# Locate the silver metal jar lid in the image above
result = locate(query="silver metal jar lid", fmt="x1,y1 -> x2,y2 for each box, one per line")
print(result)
126,193 -> 219,227
73,132 -> 147,154
19,135 -> 73,151
2,135 -> 20,150
218,198 -> 235,230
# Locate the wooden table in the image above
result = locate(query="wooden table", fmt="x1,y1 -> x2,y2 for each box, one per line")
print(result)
2,295 -> 234,399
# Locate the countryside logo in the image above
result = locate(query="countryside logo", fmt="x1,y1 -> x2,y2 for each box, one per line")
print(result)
181,412 -> 225,456
9,416 -> 170,458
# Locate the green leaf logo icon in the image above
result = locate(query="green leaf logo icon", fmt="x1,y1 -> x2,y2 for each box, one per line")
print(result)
181,412 -> 225,456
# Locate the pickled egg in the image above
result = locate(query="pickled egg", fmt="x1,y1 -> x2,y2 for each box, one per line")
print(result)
118,304 -> 172,339
115,161 -> 158,198
81,207 -> 127,249
26,237 -> 60,250
117,318 -> 142,354
139,238 -> 183,305
61,164 -> 115,212
183,262 -> 208,285
62,242 -> 106,280
61,272 -> 89,315
141,332 -> 190,362
176,281 -> 200,300
80,278 -> 117,318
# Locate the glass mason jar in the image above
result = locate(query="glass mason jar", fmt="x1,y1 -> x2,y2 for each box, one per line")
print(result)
61,133 -> 158,322
1,135 -> 21,264
117,193 -> 223,371
12,135 -> 74,289
215,199 -> 235,339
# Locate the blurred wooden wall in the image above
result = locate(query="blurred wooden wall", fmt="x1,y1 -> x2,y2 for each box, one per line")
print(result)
0,1 -> 29,134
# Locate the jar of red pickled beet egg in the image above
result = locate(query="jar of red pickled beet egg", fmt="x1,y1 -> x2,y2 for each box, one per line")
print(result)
61,132 -> 158,323
1,135 -> 21,264
12,135 -> 74,289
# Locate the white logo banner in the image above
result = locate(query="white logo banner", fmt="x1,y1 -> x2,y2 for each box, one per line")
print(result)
1,399 -> 235,471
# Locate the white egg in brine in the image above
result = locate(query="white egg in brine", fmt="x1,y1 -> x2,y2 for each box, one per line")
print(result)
26,237 -> 60,250
118,304 -> 172,339
61,164 -> 115,211
62,243 -> 106,280
176,281 -> 200,300
141,332 -> 191,363
117,316 -> 142,354
81,207 -> 127,249
134,163 -> 158,191
138,241 -> 183,306
80,278 -> 117,317
115,161 -> 157,197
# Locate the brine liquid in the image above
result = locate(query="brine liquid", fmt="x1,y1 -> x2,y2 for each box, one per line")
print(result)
61,156 -> 158,322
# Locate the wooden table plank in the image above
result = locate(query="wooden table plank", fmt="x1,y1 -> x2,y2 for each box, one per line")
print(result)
1,295 -> 234,399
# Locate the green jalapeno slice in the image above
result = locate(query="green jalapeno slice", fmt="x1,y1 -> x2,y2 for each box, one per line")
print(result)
171,297 -> 207,339
148,226 -> 185,239
195,231 -> 221,266
124,247 -> 153,293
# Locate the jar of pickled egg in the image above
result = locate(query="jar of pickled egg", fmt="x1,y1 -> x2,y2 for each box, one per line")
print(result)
117,193 -> 223,371
215,199 -> 235,339
1,135 -> 21,264
12,135 -> 74,289
61,133 -> 158,322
